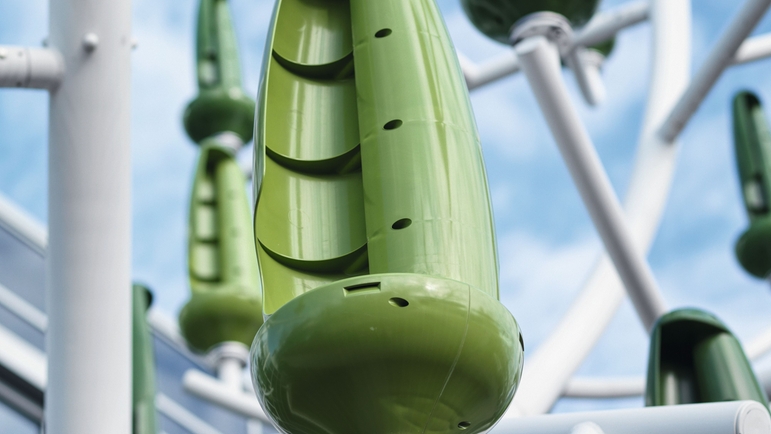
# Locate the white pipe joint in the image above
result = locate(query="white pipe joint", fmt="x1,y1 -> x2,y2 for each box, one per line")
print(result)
0,46 -> 63,90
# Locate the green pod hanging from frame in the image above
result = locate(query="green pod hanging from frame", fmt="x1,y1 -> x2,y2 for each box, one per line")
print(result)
183,0 -> 255,144
250,0 -> 523,433
733,91 -> 771,278
179,140 -> 263,353
645,309 -> 768,410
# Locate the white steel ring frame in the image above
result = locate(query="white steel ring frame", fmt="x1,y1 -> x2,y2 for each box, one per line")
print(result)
499,0 -> 691,417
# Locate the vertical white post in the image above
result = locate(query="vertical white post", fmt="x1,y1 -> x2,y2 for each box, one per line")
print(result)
46,0 -> 133,432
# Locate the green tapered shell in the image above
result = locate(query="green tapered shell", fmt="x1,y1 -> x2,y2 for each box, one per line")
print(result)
251,0 -> 523,431
180,141 -> 263,352
461,0 -> 600,43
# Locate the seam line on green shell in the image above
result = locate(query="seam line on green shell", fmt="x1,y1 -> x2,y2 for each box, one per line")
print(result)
421,285 -> 471,433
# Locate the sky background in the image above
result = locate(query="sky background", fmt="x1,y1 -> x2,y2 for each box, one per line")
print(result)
3,0 -> 771,415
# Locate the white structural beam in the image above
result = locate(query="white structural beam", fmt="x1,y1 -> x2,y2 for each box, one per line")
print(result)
0,192 -> 46,256
747,323 -> 771,360
182,369 -> 271,425
459,50 -> 521,91
563,377 -> 645,399
0,282 -> 47,332
0,46 -> 63,90
516,35 -> 667,330
46,0 -> 133,431
565,47 -> 607,106
492,401 -> 771,434
569,0 -> 650,50
505,0 -> 691,417
734,33 -> 771,65
659,0 -> 771,143
459,0 -> 649,91
155,394 -> 224,434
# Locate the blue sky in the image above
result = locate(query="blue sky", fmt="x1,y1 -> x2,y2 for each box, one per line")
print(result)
3,0 -> 771,414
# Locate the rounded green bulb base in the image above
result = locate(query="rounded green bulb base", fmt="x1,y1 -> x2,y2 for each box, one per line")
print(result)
250,273 -> 524,434
735,218 -> 771,279
179,291 -> 263,353
183,87 -> 256,145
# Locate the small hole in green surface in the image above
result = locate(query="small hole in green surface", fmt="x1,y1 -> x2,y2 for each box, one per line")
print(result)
392,218 -> 412,230
389,297 -> 409,308
375,28 -> 392,38
519,333 -> 525,352
458,421 -> 471,430
383,119 -> 403,130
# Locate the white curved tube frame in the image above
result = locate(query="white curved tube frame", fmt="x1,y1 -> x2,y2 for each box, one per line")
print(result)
504,0 -> 692,417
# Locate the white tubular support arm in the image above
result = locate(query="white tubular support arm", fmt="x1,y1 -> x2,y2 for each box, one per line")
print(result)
459,50 -> 521,91
182,369 -> 272,425
570,0 -> 650,50
565,47 -> 607,106
734,33 -> 771,65
516,35 -> 667,330
0,46 -> 63,90
504,0 -> 691,417
659,0 -> 771,143
563,377 -> 645,399
492,401 -> 771,434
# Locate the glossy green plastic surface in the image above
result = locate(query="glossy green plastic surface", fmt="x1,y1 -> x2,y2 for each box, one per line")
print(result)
460,0 -> 600,43
179,140 -> 263,352
733,92 -> 771,278
183,0 -> 256,143
251,274 -> 523,434
645,309 -> 768,409
132,284 -> 158,434
251,0 -> 521,432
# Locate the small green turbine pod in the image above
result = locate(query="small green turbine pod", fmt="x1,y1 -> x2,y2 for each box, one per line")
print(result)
645,309 -> 768,409
179,140 -> 263,353
132,284 -> 158,434
251,0 -> 524,432
460,0 -> 600,44
183,0 -> 255,144
733,92 -> 771,278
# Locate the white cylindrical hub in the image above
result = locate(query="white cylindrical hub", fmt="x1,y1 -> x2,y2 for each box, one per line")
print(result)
492,401 -> 771,434
46,0 -> 133,432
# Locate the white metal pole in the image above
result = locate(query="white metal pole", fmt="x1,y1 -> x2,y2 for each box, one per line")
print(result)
492,401 -> 771,434
46,0 -> 133,432
569,0 -> 650,50
659,0 -> 771,143
503,0 -> 691,417
564,47 -> 606,106
733,33 -> 771,65
516,35 -> 668,330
